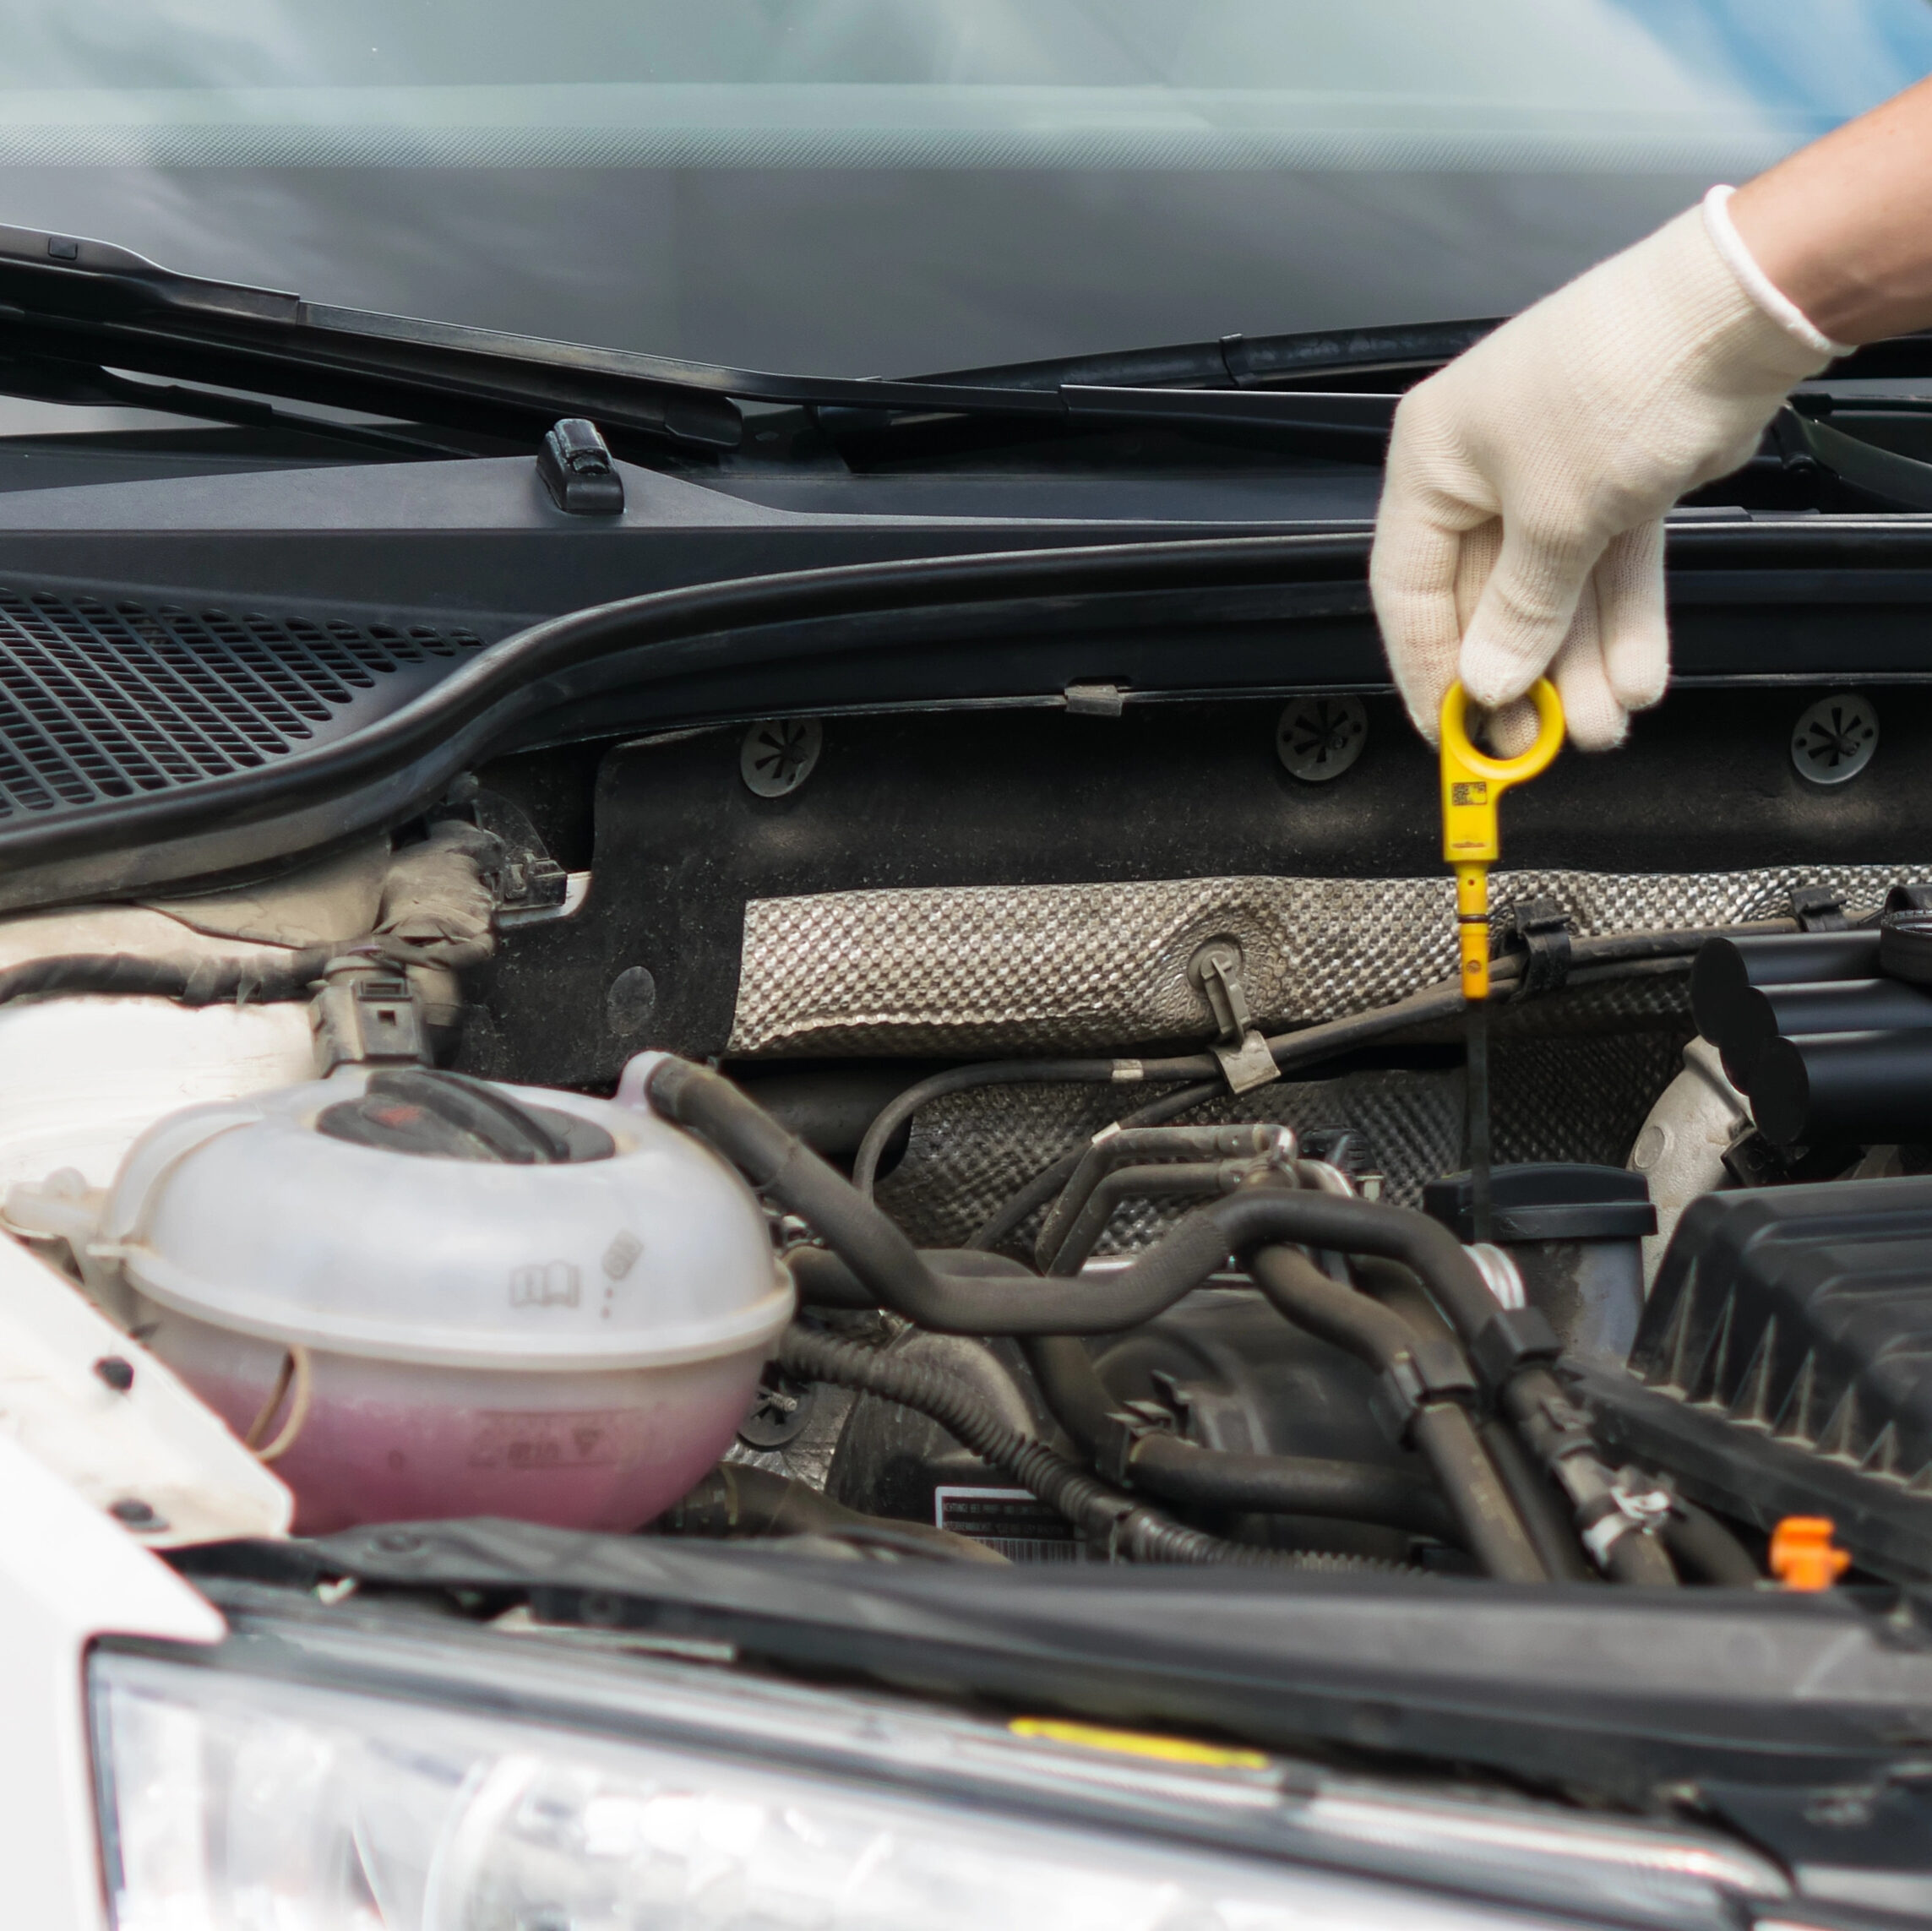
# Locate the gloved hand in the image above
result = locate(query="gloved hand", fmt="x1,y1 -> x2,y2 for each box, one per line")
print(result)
1370,188 -> 1845,751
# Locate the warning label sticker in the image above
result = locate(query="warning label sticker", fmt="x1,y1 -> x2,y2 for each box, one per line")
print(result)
934,1486 -> 1082,1562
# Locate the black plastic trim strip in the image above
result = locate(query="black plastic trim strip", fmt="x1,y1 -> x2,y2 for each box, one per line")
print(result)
12,519 -> 1932,913
0,530 -> 1370,909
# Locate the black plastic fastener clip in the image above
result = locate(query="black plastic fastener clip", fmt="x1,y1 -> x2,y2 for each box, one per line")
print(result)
1097,1401 -> 1180,1486
1471,1305 -> 1562,1387
1504,895 -> 1573,999
1789,884 -> 1848,933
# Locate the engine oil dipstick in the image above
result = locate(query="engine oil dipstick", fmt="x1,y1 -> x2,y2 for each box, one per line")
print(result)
1439,679 -> 1565,1243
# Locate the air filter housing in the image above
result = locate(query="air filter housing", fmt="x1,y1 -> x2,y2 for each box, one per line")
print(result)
1622,1175 -> 1932,1574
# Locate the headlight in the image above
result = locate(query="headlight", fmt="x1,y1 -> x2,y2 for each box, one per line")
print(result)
90,1632 -> 1782,1931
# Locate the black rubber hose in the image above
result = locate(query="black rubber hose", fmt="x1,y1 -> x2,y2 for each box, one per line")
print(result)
655,1060 -> 1524,1338
1662,1501 -> 1762,1587
0,948 -> 334,1005
1036,1123 -> 1283,1271
1348,1258 -> 1593,1585
788,1244 -> 1028,1309
660,1462 -> 1009,1564
659,1057 -> 1531,1341
777,1323 -> 1396,1570
1247,1244 -> 1472,1390
1403,1405 -> 1548,1584
642,1058 -> 1218,1333
1477,1417 -> 1596,1584
1233,1198 -> 1501,1354
1041,1161 -> 1241,1276
852,1053 -> 1220,1197
652,1058 -> 1154,1334
1246,1247 -> 1548,1582
968,1080 -> 1225,1250
1499,1364 -> 1680,1587
1604,1530 -> 1681,1586
1021,1335 -> 1461,1542
1124,1439 -> 1460,1542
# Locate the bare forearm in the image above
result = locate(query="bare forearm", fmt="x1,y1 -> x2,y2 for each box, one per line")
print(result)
1731,73 -> 1932,345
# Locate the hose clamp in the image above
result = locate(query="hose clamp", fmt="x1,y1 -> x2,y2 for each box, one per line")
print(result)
1579,1477 -> 1674,1565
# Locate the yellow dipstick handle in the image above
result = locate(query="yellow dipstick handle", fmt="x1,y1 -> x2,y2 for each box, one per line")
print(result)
1439,679 -> 1565,1002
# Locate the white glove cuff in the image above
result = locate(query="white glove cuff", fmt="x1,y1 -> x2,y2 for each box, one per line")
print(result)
1701,185 -> 1853,361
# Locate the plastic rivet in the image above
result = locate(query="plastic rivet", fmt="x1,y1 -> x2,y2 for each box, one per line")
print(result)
1276,694 -> 1367,782
740,717 -> 822,798
1791,694 -> 1878,786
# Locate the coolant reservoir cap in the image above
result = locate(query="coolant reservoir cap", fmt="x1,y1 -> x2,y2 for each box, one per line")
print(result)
316,1068 -> 616,1162
99,1070 -> 792,1370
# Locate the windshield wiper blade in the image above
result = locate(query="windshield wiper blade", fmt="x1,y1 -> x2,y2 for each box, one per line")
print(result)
0,221 -> 1455,459
808,383 -> 1401,464
907,318 -> 1504,394
1063,383 -> 1396,448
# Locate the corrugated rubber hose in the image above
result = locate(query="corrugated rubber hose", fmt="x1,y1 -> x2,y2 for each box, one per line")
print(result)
776,1323 -> 1410,1572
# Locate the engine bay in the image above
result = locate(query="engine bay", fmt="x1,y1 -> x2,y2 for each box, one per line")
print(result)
5,661 -> 1932,1598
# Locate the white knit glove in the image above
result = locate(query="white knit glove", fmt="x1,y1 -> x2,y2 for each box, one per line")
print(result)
1370,188 -> 1847,751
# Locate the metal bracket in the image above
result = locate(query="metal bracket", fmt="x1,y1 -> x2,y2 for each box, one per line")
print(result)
1186,938 -> 1280,1095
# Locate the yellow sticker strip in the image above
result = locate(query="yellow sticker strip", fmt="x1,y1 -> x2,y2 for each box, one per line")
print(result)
1008,1716 -> 1269,1771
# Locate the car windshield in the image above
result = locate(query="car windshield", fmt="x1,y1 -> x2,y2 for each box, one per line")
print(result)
2,0 -> 1930,373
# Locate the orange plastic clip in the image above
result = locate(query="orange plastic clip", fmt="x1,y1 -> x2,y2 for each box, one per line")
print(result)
1769,1515 -> 1849,1591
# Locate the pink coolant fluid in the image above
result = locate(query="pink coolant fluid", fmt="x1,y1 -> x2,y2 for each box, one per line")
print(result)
157,1319 -> 769,1535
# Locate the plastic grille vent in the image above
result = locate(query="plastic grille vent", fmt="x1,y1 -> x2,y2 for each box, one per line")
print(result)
0,590 -> 482,819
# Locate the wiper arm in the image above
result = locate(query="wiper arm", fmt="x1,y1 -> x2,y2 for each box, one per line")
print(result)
0,221 -> 1463,459
0,351 -> 497,460
0,221 -> 1104,454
